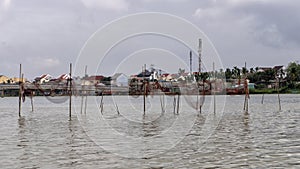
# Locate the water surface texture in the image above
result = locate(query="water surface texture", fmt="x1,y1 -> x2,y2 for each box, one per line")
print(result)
0,94 -> 299,168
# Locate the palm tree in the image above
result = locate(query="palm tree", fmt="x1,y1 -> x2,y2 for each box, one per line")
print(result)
225,68 -> 232,80
232,66 -> 241,79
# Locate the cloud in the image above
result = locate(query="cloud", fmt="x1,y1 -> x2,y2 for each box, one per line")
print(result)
1,0 -> 11,10
29,57 -> 61,69
193,7 -> 223,20
142,0 -> 188,3
193,0 -> 300,48
81,0 -> 129,12
0,0 -> 11,22
253,24 -> 283,47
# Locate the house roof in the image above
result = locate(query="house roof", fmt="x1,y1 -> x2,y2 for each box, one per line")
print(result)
34,74 -> 52,81
57,74 -> 70,80
273,65 -> 284,71
181,72 -> 189,76
137,70 -> 152,77
0,75 -> 9,78
257,67 -> 272,72
83,75 -> 104,81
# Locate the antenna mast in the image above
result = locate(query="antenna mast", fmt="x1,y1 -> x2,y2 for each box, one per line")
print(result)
190,51 -> 192,73
198,39 -> 202,73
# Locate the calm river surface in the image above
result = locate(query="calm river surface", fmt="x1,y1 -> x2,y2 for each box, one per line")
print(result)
0,94 -> 299,168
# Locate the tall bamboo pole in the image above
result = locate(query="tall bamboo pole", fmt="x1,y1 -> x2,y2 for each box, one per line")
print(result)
160,94 -> 165,113
243,62 -> 249,113
100,93 -> 104,114
176,94 -> 180,114
18,64 -> 22,117
173,95 -> 176,114
30,91 -> 34,112
143,64 -> 146,115
213,62 -> 216,114
277,78 -> 281,111
69,63 -> 72,119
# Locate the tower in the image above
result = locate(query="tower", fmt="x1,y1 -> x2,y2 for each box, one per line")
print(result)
198,38 -> 202,73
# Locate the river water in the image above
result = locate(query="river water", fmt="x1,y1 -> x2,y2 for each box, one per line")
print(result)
0,94 -> 299,168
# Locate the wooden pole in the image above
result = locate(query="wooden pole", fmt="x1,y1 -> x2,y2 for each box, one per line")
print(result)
1,87 -> 4,98
213,62 -> 216,115
84,65 -> 88,114
243,93 -> 247,110
18,64 -> 22,117
246,97 -> 249,114
261,94 -> 264,104
30,91 -> 34,112
160,95 -> 165,113
277,93 -> 281,111
196,93 -> 199,112
243,62 -> 249,113
84,95 -> 87,114
173,95 -> 176,114
277,78 -> 281,111
80,94 -> 84,114
200,83 -> 204,114
85,65 -> 88,76
81,65 -> 87,114
69,63 -> 72,119
143,82 -> 146,115
176,94 -> 180,114
143,64 -> 146,115
243,82 -> 249,114
200,105 -> 202,114
115,103 -> 120,115
100,94 -> 104,114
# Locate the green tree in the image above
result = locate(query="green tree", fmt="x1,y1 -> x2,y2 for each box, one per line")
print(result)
242,67 -> 248,77
232,66 -> 241,79
195,72 -> 209,82
286,62 -> 300,84
225,68 -> 232,80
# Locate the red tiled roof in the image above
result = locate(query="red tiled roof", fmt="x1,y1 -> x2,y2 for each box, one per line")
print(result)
57,74 -> 70,80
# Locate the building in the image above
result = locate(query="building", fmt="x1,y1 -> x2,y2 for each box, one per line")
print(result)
34,74 -> 52,84
111,73 -> 128,86
53,74 -> 71,83
0,75 -> 10,84
0,75 -> 26,84
273,65 -> 286,78
82,75 -> 104,85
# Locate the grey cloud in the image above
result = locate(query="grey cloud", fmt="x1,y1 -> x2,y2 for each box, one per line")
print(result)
0,0 -> 299,78
194,0 -> 300,47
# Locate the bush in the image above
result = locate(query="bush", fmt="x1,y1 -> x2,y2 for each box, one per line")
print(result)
256,84 -> 266,89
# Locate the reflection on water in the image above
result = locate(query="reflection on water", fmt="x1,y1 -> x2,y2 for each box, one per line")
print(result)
0,94 -> 299,168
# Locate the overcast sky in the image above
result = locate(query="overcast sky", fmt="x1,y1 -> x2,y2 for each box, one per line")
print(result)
0,0 -> 299,79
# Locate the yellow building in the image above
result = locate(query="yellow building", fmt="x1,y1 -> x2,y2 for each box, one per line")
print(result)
0,75 -> 26,84
12,77 -> 26,83
0,75 -> 10,84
